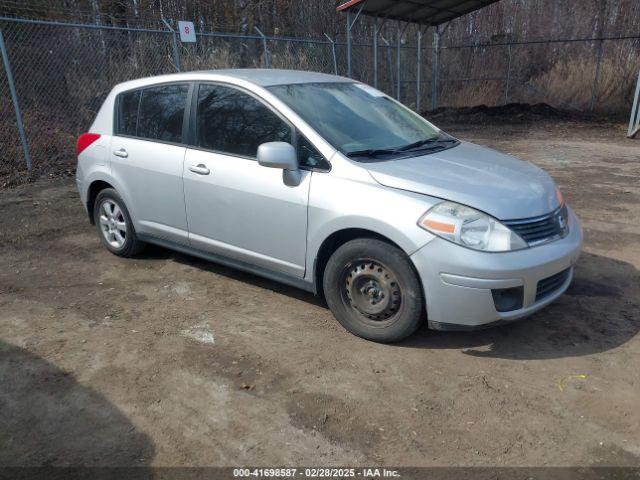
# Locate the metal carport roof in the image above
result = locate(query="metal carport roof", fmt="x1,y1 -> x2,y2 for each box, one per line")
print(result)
336,0 -> 501,26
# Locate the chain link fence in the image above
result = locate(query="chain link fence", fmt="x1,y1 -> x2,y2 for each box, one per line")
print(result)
0,40 -> 22,179
1,16 -> 639,185
0,18 -> 178,183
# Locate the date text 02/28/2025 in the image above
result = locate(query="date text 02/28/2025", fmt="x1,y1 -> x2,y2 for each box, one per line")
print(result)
233,468 -> 400,478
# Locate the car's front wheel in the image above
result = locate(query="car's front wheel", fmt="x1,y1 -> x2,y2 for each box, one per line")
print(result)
93,188 -> 144,257
323,238 -> 424,343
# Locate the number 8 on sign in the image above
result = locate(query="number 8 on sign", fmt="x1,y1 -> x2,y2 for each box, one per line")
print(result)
178,21 -> 196,43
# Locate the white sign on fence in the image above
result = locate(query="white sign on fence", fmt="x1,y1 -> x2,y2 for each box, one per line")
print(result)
178,21 -> 196,43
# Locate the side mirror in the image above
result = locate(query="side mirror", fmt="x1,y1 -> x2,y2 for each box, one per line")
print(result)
257,142 -> 298,171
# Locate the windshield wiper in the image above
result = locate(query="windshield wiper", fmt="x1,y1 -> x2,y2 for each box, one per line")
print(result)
394,138 -> 438,152
345,148 -> 397,158
346,138 -> 457,159
394,138 -> 457,152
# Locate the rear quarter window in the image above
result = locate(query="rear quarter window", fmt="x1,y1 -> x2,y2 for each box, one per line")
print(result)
117,90 -> 140,136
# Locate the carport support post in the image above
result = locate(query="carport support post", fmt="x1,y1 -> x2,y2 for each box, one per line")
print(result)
431,28 -> 440,110
372,17 -> 388,90
255,27 -> 270,68
0,27 -> 32,172
345,2 -> 365,79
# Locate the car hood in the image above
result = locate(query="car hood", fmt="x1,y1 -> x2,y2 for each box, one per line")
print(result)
365,141 -> 560,220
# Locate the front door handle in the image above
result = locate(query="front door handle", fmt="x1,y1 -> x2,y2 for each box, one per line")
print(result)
113,148 -> 128,158
189,164 -> 210,175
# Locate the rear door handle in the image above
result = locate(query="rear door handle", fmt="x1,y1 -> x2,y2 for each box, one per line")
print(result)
189,164 -> 210,175
113,148 -> 128,158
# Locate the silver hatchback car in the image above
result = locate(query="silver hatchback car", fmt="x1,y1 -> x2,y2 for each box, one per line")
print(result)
76,69 -> 582,342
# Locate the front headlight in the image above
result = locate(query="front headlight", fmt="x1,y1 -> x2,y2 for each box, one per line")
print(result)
418,201 -> 528,252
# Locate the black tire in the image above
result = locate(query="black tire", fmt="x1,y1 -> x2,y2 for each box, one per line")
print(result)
323,238 -> 424,343
93,188 -> 145,257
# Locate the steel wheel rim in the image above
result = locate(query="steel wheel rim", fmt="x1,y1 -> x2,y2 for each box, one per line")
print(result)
98,199 -> 127,249
342,259 -> 402,323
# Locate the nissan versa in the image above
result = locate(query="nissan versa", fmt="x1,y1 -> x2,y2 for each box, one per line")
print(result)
75,69 -> 582,342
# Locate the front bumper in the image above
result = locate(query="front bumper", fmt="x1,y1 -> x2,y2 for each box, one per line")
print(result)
410,206 -> 583,330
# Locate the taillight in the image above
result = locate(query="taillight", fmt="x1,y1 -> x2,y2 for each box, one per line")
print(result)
76,133 -> 101,156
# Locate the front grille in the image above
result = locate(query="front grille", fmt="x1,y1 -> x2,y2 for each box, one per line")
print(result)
535,268 -> 570,302
503,205 -> 569,246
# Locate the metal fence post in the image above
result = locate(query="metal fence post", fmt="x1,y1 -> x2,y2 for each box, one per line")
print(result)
416,27 -> 422,111
346,12 -> 352,77
381,36 -> 394,97
590,0 -> 608,111
396,21 -> 402,101
395,22 -> 409,101
324,33 -> 338,75
172,32 -> 181,71
373,17 -> 378,88
431,28 -> 440,110
504,43 -> 512,104
628,71 -> 640,138
590,38 -> 604,111
255,27 -> 270,68
372,17 -> 388,90
396,21 -> 401,100
0,27 -> 32,172
162,18 -> 181,72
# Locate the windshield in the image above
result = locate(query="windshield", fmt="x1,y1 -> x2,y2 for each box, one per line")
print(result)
267,82 -> 456,160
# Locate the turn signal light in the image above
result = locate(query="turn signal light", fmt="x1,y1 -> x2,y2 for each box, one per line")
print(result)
421,218 -> 456,234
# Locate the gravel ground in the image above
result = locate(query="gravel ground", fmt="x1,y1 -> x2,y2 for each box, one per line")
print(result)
0,118 -> 639,469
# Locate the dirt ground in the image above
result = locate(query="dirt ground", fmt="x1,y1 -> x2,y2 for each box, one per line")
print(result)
0,116 -> 639,469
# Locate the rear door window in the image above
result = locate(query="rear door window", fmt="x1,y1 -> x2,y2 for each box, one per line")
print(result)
137,84 -> 189,143
195,83 -> 292,158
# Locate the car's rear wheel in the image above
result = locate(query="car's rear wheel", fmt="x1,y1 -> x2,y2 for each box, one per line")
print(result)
323,238 -> 424,342
93,188 -> 144,257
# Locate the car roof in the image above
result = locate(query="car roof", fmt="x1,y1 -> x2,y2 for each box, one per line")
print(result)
115,69 -> 353,91
201,69 -> 352,86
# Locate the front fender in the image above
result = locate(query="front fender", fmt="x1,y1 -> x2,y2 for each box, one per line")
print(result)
305,172 -> 439,283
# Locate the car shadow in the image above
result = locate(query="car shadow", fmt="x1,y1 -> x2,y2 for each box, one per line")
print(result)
0,340 -> 155,469
138,246 -> 639,360
137,244 -> 327,308
398,252 -> 640,360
